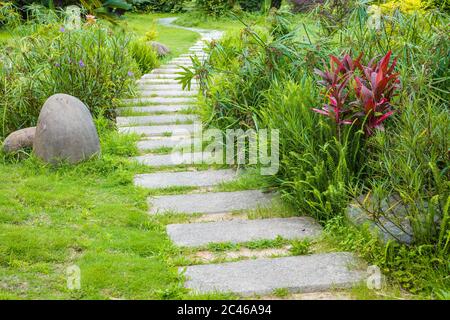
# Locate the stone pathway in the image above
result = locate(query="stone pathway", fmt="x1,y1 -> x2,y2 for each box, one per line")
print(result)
117,18 -> 366,298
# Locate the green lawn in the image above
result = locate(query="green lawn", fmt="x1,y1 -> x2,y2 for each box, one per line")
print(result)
174,13 -> 265,32
0,127 -> 267,299
121,13 -> 201,58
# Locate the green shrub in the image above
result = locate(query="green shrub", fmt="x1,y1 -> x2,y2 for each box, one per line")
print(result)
181,6 -> 449,295
129,39 -> 159,74
238,0 -> 264,12
130,0 -> 185,13
195,0 -> 233,16
0,2 -> 21,27
0,23 -> 140,138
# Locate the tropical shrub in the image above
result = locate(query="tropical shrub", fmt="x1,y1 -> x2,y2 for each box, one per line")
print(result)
313,52 -> 400,136
237,0 -> 264,12
0,23 -> 139,138
130,0 -> 185,12
180,3 -> 449,295
129,38 -> 159,73
195,0 -> 233,17
380,0 -> 425,13
0,2 -> 21,27
288,0 -> 324,13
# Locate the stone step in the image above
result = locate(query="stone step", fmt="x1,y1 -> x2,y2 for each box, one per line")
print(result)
137,136 -> 200,151
180,54 -> 207,58
142,74 -> 180,79
134,151 -> 210,167
170,60 -> 194,64
167,217 -> 322,247
116,114 -> 198,126
158,64 -> 193,69
149,190 -> 274,214
134,169 -> 236,189
137,79 -> 182,84
140,90 -> 196,97
121,97 -> 196,105
138,84 -> 198,91
151,68 -> 184,74
182,252 -> 365,296
119,124 -> 197,137
117,105 -> 192,114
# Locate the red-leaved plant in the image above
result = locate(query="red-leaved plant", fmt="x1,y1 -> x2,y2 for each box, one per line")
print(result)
313,51 -> 400,136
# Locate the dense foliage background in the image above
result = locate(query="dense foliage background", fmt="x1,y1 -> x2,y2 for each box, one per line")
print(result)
181,1 -> 449,296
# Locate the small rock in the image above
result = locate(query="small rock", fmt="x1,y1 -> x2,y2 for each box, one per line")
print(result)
149,41 -> 171,57
2,127 -> 36,154
33,94 -> 100,164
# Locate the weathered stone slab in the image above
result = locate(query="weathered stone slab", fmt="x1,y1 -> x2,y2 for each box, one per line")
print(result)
346,194 -> 414,244
183,252 -> 365,296
117,105 -> 192,114
138,84 -> 198,91
149,190 -> 274,214
151,68 -> 185,74
167,217 -> 322,247
142,74 -> 179,79
180,52 -> 206,56
134,152 -> 210,167
137,136 -> 200,151
134,169 -> 236,189
119,124 -> 197,137
170,61 -> 195,65
116,114 -> 198,126
158,64 -> 193,69
121,97 -> 196,105
137,78 -> 180,84
140,90 -> 196,97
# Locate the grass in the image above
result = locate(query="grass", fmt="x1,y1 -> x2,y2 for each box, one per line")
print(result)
174,13 -> 265,32
0,30 -> 12,44
122,13 -> 200,58
0,154 -> 182,299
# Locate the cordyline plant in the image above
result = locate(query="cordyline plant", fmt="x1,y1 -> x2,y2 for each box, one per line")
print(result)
313,51 -> 400,136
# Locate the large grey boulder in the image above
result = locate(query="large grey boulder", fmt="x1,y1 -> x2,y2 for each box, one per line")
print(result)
33,94 -> 100,164
149,41 -> 171,57
2,127 -> 36,154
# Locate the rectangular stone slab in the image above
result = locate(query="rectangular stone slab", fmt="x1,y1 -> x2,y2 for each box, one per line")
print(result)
134,152 -> 211,166
137,79 -> 181,84
140,90 -> 196,97
119,124 -> 197,137
118,105 -> 193,114
138,84 -> 198,91
149,190 -> 274,214
121,97 -> 196,105
137,136 -> 200,151
183,252 -> 365,296
134,169 -> 236,189
116,114 -> 198,126
151,68 -> 185,74
158,65 -> 194,69
167,217 -> 322,247
142,74 -> 180,79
